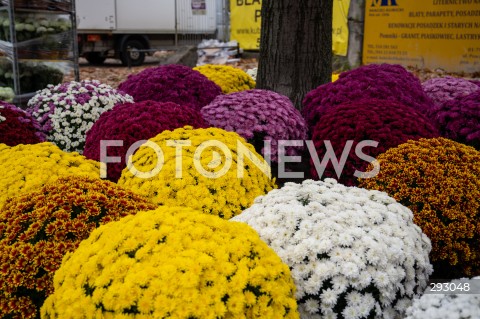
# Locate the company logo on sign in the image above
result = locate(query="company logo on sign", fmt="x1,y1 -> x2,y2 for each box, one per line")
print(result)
371,0 -> 398,6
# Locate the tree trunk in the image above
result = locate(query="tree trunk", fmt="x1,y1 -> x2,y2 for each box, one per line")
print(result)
347,0 -> 365,68
256,0 -> 333,110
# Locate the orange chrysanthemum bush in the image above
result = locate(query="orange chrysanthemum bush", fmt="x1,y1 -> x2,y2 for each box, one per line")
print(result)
359,138 -> 480,278
41,207 -> 299,319
0,176 -> 156,319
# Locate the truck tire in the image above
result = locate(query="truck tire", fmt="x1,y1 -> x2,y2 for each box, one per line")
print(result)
85,52 -> 106,65
120,39 -> 146,66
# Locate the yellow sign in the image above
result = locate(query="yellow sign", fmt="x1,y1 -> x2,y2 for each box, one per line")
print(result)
333,0 -> 350,56
363,0 -> 480,73
230,0 -> 351,55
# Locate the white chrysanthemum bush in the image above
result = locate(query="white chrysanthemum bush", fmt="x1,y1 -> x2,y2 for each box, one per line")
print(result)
27,80 -> 133,153
405,277 -> 480,319
232,179 -> 433,319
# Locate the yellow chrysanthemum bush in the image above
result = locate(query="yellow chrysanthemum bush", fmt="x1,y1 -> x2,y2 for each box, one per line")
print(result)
359,137 -> 480,278
0,142 -> 100,208
0,176 -> 156,319
194,64 -> 256,94
41,206 -> 299,319
118,126 -> 276,219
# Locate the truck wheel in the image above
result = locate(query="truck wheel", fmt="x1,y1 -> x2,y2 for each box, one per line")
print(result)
120,39 -> 146,66
85,52 -> 106,65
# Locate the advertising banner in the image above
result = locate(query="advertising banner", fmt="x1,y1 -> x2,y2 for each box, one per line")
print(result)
230,0 -> 351,55
363,0 -> 480,72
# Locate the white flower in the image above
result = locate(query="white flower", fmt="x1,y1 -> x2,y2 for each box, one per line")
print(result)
321,288 -> 338,306
304,298 -> 320,313
232,179 -> 433,319
27,80 -> 133,153
405,277 -> 480,319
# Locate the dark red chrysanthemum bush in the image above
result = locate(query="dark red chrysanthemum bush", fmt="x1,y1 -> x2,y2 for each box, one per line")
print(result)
84,100 -> 208,181
310,99 -> 440,186
117,64 -> 222,110
302,64 -> 435,129
0,101 -> 46,146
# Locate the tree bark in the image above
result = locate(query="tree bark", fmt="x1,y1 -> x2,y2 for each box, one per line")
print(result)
347,0 -> 365,68
256,0 -> 333,110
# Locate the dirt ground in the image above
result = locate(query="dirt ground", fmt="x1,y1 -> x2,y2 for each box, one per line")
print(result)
68,55 -> 479,89
67,56 -> 258,89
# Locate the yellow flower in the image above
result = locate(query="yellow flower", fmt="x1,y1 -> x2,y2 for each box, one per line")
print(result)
194,65 -> 256,94
0,142 -> 100,208
118,126 -> 276,219
41,206 -> 299,318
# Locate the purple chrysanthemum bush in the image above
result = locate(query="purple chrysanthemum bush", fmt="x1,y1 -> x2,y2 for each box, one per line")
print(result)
422,76 -> 478,107
310,99 -> 440,186
118,64 -> 222,110
27,80 -> 133,153
302,64 -> 435,129
201,89 -> 308,162
430,90 -> 480,149
84,100 -> 208,182
0,101 -> 46,146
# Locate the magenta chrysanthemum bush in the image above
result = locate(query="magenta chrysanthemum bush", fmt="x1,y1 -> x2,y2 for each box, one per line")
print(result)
84,100 -> 208,182
470,79 -> 480,87
431,90 -> 480,149
117,64 -> 222,110
302,64 -> 435,128
0,101 -> 46,146
422,76 -> 479,107
201,89 -> 308,162
27,80 -> 133,153
311,99 -> 440,186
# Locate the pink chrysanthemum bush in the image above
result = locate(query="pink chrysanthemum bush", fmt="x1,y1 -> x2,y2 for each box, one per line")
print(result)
0,101 -> 46,146
429,90 -> 480,149
422,76 -> 479,107
118,64 -> 222,110
233,179 -> 432,319
41,207 -> 299,319
201,89 -> 308,162
302,64 -> 435,129
84,100 -> 208,182
310,99 -> 440,186
27,80 -> 133,153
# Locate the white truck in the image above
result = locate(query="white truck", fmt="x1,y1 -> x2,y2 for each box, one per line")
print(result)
75,0 -> 227,65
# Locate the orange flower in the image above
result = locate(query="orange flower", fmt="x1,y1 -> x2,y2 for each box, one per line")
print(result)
359,137 -> 480,278
0,176 -> 155,319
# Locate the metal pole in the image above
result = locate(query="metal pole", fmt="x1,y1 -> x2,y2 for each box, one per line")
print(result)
174,0 -> 178,46
71,0 -> 80,81
7,0 -> 20,100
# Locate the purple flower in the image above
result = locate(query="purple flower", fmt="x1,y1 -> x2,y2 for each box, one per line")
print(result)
118,64 -> 222,110
302,64 -> 435,129
84,100 -> 208,182
422,76 -> 479,108
0,101 -> 46,146
201,89 -> 308,162
311,98 -> 440,186
432,90 -> 480,150
27,80 -> 133,153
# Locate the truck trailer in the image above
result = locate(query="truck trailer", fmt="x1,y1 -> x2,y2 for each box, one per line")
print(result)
75,0 -> 227,65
